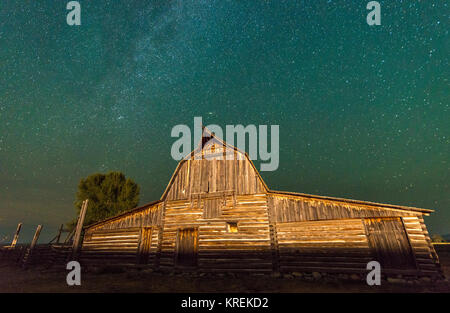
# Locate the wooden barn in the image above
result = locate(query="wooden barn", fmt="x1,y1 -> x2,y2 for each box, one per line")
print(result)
81,129 -> 442,279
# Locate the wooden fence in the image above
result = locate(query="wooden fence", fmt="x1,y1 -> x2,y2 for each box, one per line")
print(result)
0,200 -> 88,268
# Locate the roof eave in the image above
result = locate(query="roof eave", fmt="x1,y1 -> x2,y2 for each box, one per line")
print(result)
83,199 -> 162,230
268,190 -> 434,214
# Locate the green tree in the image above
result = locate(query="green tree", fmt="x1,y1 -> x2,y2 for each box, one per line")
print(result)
68,172 -> 140,230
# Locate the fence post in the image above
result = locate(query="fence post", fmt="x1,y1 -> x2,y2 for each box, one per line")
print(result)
10,223 -> 22,248
30,225 -> 43,251
22,225 -> 43,267
56,224 -> 64,244
71,199 -> 89,259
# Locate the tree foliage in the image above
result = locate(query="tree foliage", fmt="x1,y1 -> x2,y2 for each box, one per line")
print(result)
68,172 -> 140,229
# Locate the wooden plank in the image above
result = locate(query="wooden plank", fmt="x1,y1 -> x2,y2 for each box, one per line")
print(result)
10,223 -> 22,248
30,225 -> 43,251
175,228 -> 198,267
72,199 -> 89,258
363,217 -> 416,270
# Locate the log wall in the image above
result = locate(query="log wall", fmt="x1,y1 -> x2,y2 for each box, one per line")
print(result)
276,219 -> 372,274
159,194 -> 272,272
402,216 -> 442,276
81,228 -> 142,266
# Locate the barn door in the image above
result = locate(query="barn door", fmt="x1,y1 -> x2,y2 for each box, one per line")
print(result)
138,227 -> 152,264
176,228 -> 198,267
364,218 -> 416,270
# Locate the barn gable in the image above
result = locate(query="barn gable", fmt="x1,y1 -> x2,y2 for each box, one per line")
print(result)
162,127 -> 268,201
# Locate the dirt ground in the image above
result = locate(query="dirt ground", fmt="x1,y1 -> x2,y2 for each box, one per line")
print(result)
1,245 -> 449,293
0,264 -> 448,293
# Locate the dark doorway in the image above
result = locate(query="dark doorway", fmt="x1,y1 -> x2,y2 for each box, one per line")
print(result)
364,217 -> 416,270
176,228 -> 198,267
138,227 -> 152,264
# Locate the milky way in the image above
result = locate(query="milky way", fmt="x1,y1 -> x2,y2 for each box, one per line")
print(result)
0,1 -> 448,242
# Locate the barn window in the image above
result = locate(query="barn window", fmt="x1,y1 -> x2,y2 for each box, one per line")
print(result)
226,222 -> 238,233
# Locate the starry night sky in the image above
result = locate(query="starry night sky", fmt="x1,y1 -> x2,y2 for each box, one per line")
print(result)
0,1 -> 448,243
